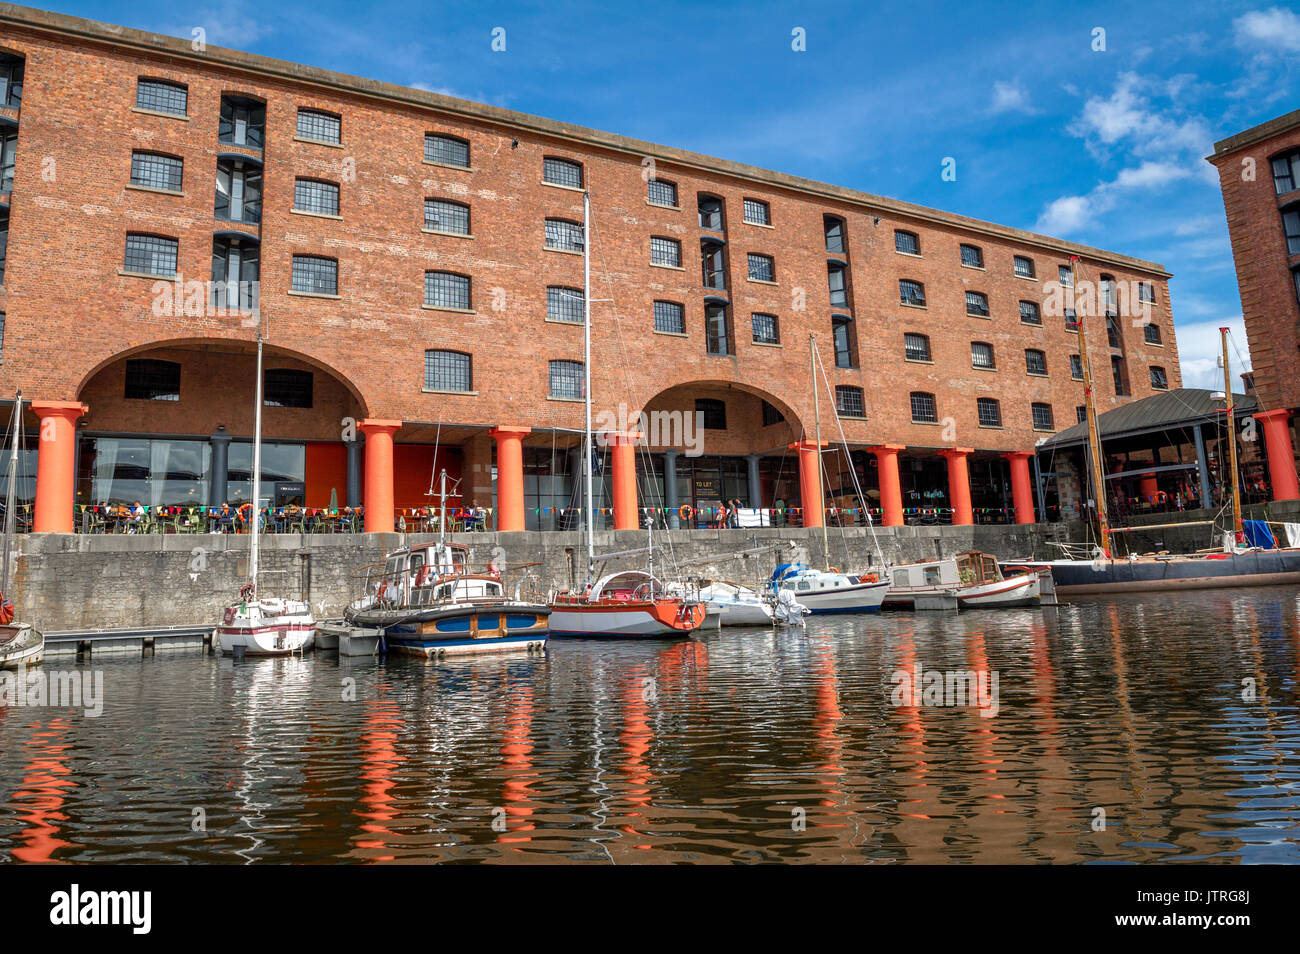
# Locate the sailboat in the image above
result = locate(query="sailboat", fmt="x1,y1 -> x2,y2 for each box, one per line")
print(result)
767,336 -> 890,614
216,325 -> 316,655
545,190 -> 705,639
1018,257 -> 1300,596
0,392 -> 42,670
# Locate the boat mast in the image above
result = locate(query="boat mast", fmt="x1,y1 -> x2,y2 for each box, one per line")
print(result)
810,335 -> 829,569
249,322 -> 265,597
1071,255 -> 1111,557
1,392 -> 20,600
582,189 -> 595,579
438,468 -> 447,546
1220,327 -> 1242,536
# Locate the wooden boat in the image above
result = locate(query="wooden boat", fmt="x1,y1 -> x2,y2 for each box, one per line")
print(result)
550,570 -> 704,638
883,550 -> 1042,609
0,623 -> 42,670
769,563 -> 891,614
0,392 -> 41,669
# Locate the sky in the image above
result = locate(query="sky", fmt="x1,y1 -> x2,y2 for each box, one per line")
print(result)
36,0 -> 1300,388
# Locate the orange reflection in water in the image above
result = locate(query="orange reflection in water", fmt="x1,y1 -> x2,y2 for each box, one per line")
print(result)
10,718 -> 76,863
354,697 -> 403,861
499,686 -> 536,844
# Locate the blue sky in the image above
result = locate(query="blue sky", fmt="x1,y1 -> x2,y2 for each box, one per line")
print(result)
39,0 -> 1300,387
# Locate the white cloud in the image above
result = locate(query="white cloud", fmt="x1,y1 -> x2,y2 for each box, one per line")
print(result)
1175,317 -> 1252,390
1233,7 -> 1300,55
990,80 -> 1034,114
1069,72 -> 1211,159
1034,162 -> 1196,234
167,3 -> 272,47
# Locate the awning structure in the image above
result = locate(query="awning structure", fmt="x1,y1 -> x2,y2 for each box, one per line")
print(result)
1036,388 -> 1258,451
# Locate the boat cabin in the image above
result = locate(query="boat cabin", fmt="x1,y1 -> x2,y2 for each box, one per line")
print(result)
376,543 -> 504,607
890,550 -> 1002,588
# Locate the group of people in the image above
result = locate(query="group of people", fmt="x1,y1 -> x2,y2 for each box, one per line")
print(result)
711,498 -> 747,530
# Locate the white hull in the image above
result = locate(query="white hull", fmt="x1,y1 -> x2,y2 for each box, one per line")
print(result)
794,580 -> 890,614
0,626 -> 43,670
706,599 -> 775,626
548,607 -> 686,637
218,599 -> 315,656
885,573 -> 1041,609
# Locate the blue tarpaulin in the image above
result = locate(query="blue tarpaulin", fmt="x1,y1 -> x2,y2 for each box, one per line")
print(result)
1241,519 -> 1277,549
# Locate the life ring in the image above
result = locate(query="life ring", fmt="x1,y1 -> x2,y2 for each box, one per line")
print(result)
678,504 -> 695,521
828,566 -> 839,574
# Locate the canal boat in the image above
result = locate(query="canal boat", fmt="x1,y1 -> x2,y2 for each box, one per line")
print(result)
882,550 -> 1042,609
0,392 -> 42,670
216,320 -> 316,656
769,564 -> 891,614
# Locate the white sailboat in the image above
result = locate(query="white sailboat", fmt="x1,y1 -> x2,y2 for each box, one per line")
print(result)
217,325 -> 315,656
0,391 -> 42,670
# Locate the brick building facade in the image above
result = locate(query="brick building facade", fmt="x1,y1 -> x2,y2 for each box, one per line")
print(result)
1210,109 -> 1300,503
0,4 -> 1181,533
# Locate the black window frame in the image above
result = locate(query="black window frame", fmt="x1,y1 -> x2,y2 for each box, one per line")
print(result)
542,157 -> 583,189
123,232 -> 178,277
424,349 -> 473,392
976,397 -> 1002,428
129,151 -> 183,192
965,290 -> 990,317
910,391 -> 938,424
296,108 -> 341,145
548,359 -> 584,400
1025,349 -> 1048,376
751,312 -> 779,344
1144,323 -> 1162,345
1031,403 -> 1055,431
425,134 -> 470,168
290,255 -> 338,296
895,230 -> 920,255
1013,255 -> 1035,279
653,300 -> 685,334
545,218 -> 584,253
424,198 -> 470,235
135,78 -> 188,116
263,368 -> 313,408
293,178 -> 340,217
547,285 -> 584,324
824,216 -> 846,254
835,386 -> 865,418
218,95 -> 265,149
647,178 -> 677,207
747,252 -> 775,282
124,358 -> 181,402
1150,365 -> 1169,390
695,398 -> 727,430
960,243 -> 984,268
899,279 -> 926,307
742,198 -> 771,226
1272,149 -> 1300,196
970,341 -> 995,369
904,332 -> 931,362
650,235 -> 682,267
424,270 -> 472,311
1019,300 -> 1041,325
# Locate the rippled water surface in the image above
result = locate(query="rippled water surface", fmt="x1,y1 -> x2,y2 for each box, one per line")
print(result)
2,588 -> 1299,864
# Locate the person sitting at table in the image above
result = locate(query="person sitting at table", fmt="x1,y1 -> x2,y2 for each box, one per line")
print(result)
217,502 -> 236,533
126,500 -> 145,533
465,499 -> 486,531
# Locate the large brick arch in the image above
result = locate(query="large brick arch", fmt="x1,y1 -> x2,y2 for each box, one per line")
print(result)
630,378 -> 806,455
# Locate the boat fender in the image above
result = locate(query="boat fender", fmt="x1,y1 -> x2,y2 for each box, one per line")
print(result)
860,572 -> 878,583
678,504 -> 695,521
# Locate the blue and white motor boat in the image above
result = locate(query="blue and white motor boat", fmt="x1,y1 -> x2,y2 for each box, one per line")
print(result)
769,563 -> 890,614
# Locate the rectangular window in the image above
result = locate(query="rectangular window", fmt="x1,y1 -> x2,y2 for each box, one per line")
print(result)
549,360 -> 584,399
828,264 -> 848,306
743,198 -> 771,226
291,255 -> 337,295
1273,151 -> 1300,195
977,398 -> 1001,427
543,157 -> 583,188
130,152 -> 183,192
215,160 -> 262,224
1077,406 -> 1088,424
1064,309 -> 1079,331
1025,349 -> 1047,375
425,350 -> 472,391
424,271 -> 471,310
833,316 -> 854,368
705,305 -> 730,355
654,300 -> 685,334
1059,264 -> 1073,286
136,79 -> 187,115
1112,356 -> 1127,395
547,286 -> 584,323
1150,366 -> 1169,390
0,55 -> 22,108
965,291 -> 990,317
702,242 -> 726,289
751,312 -> 779,344
960,243 -> 984,268
1019,300 -> 1041,325
748,253 -> 775,282
426,134 -> 470,168
1283,207 -> 1300,256
895,230 -> 920,255
904,332 -> 930,362
698,196 -> 724,231
125,358 -> 181,401
650,236 -> 681,267
1144,323 -> 1162,345
1013,255 -> 1035,278
123,233 -> 178,276
0,128 -> 14,194
647,178 -> 677,207
1032,403 -> 1054,431
836,386 -> 865,418
210,237 -> 259,312
1070,354 -> 1083,380
911,392 -> 937,424
424,199 -> 470,234
294,179 -> 340,216
0,212 -> 6,286
1138,282 -> 1156,303
696,398 -> 727,430
899,279 -> 926,306
825,217 -> 845,254
264,369 -> 313,408
971,342 -> 995,369
218,97 -> 265,149
296,109 -> 341,144
545,219 -> 584,252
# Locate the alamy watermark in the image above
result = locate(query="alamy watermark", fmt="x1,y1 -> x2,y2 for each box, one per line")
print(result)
888,662 -> 1000,718
0,662 -> 104,717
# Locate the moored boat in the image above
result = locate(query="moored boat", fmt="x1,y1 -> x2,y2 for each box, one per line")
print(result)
883,550 -> 1042,609
769,564 -> 890,614
0,393 -> 41,670
673,580 -> 776,627
550,570 -> 704,638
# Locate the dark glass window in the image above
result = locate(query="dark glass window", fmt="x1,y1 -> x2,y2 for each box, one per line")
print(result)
264,369 -> 313,408
654,300 -> 684,334
748,253 -> 775,282
424,271 -> 471,310
895,230 -> 920,255
1144,323 -> 1162,344
0,210 -> 7,286
833,315 -> 855,368
424,199 -> 469,234
214,159 -> 262,224
1013,255 -> 1035,278
547,286 -> 583,323
290,255 -> 337,295
825,216 -> 845,254
1032,403 -> 1054,431
0,128 -> 14,194
1065,309 -> 1079,331
130,152 -> 182,192
425,350 -> 472,391
910,392 -> 937,424
647,178 -> 677,207
1150,366 -> 1168,390
836,386 -> 865,418
1059,264 -> 1073,286
1070,354 -> 1083,380
977,398 -> 1001,427
0,54 -> 23,108
828,263 -> 848,306
1138,282 -> 1156,303
1112,356 -> 1127,395
218,96 -> 265,149
899,279 -> 926,306
751,312 -> 779,344
293,179 -> 339,216
696,398 -> 726,429
1283,205 -> 1300,255
702,241 -> 726,288
210,237 -> 259,311
136,79 -> 187,115
971,341 -> 995,369
0,312 -> 5,362
426,134 -> 469,167
545,218 -> 584,252
1106,316 -> 1121,348
960,243 -> 984,268
705,304 -> 731,355
1272,149 -> 1300,195
125,358 -> 181,401
651,236 -> 681,267
1019,300 -> 1041,324
762,401 -> 784,426
549,360 -> 584,399
296,109 -> 341,144
698,195 -> 724,231
966,291 -> 990,317
743,198 -> 770,225
543,157 -> 583,188
1025,349 -> 1047,375
1077,406 -> 1088,424
904,332 -> 930,362
123,233 -> 178,276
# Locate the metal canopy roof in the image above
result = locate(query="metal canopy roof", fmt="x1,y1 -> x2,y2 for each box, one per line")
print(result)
1036,388 -> 1258,451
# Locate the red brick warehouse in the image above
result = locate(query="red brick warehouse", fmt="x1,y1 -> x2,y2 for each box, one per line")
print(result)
0,4 -> 1181,533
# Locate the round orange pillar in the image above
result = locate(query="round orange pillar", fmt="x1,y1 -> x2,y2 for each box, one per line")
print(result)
939,448 -> 974,526
1001,451 -> 1036,525
359,419 -> 401,533
1254,409 -> 1300,501
608,431 -> 640,531
1138,472 -> 1158,502
789,440 -> 826,528
490,426 -> 531,532
31,401 -> 87,533
868,444 -> 904,527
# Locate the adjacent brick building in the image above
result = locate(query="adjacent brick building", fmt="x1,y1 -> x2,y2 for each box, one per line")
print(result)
0,3 -> 1181,533
1210,109 -> 1300,502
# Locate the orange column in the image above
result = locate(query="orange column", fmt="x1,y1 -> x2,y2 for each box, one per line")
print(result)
1254,409 -> 1300,501
1138,472 -> 1158,502
868,443 -> 904,527
359,419 -> 401,533
31,401 -> 87,533
490,426 -> 531,532
1001,451 -> 1036,525
609,431 -> 640,531
789,440 -> 825,528
939,447 -> 974,526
